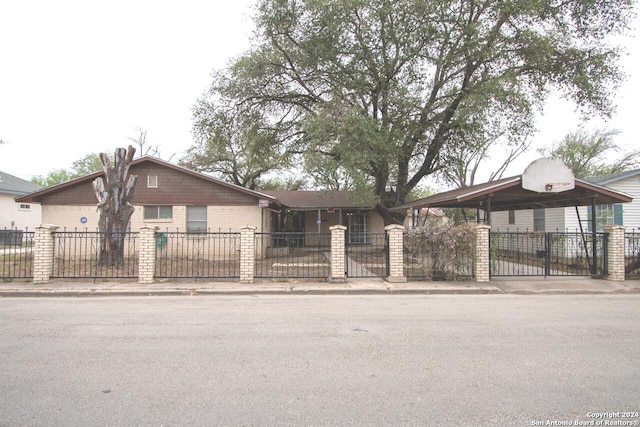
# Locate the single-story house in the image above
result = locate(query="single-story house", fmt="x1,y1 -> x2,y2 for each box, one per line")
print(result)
0,170 -> 42,231
490,169 -> 640,232
15,157 -> 385,242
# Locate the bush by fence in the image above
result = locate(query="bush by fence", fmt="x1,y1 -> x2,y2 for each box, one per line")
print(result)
404,224 -> 475,280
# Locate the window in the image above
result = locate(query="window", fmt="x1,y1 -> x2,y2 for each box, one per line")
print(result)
18,204 -> 31,210
533,209 -> 545,232
187,206 -> 207,233
588,204 -> 623,231
144,205 -> 173,220
508,210 -> 515,225
147,175 -> 158,188
347,213 -> 369,244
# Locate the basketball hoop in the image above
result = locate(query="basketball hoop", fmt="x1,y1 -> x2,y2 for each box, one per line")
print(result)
522,158 -> 575,193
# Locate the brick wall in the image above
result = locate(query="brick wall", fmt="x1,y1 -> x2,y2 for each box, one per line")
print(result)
603,225 -> 625,281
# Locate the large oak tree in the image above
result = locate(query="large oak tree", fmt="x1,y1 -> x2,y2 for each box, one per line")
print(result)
190,0 -> 634,221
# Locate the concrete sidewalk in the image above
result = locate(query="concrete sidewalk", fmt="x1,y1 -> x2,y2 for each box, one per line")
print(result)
0,277 -> 639,297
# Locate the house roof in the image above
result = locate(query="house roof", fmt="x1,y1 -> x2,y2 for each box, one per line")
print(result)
15,156 -> 278,204
0,170 -> 42,196
391,175 -> 633,212
584,168 -> 640,186
262,190 -> 373,210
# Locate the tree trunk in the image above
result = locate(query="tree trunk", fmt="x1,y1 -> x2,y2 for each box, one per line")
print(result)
92,146 -> 137,266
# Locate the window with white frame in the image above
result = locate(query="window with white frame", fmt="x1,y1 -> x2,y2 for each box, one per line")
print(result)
143,205 -> 173,220
147,175 -> 158,188
508,209 -> 515,225
18,203 -> 31,210
347,212 -> 369,244
187,206 -> 207,233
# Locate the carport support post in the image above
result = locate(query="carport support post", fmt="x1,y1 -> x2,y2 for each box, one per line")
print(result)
475,224 -> 491,283
329,225 -> 347,283
138,225 -> 158,284
603,225 -> 625,281
385,224 -> 406,282
240,226 -> 256,284
33,224 -> 58,284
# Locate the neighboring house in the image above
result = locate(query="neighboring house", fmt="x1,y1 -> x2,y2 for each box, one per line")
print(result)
491,169 -> 640,232
402,207 -> 447,230
15,157 -> 385,242
0,170 -> 42,230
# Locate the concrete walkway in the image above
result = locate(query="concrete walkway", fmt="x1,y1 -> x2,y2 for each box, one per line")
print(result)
0,277 -> 639,297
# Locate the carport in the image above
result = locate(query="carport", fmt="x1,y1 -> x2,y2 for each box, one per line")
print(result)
393,165 -> 632,276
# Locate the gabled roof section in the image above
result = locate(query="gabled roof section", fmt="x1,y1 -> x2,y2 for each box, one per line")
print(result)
585,168 -> 640,186
0,170 -> 42,196
392,175 -> 633,212
15,156 -> 278,204
262,190 -> 374,210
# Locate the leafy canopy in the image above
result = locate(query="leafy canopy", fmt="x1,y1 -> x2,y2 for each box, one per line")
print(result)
190,0 -> 634,213
538,128 -> 640,179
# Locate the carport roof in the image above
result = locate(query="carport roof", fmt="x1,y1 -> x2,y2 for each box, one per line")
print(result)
392,175 -> 633,212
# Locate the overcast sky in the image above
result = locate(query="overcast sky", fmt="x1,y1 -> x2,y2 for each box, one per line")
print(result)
0,1 -> 638,184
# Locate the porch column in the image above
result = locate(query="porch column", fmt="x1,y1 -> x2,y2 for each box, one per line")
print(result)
33,224 -> 58,284
603,225 -> 625,281
329,225 -> 347,283
385,224 -> 406,282
475,224 -> 491,283
138,225 -> 158,284
240,226 -> 256,284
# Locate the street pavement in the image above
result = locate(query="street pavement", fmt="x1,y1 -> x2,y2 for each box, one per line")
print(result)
0,276 -> 639,297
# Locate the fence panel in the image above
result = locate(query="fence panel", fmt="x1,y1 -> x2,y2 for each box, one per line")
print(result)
490,231 -> 606,277
0,229 -> 35,279
346,232 -> 388,278
625,232 -> 640,279
403,231 -> 474,280
155,231 -> 240,278
255,232 -> 331,279
52,230 -> 138,278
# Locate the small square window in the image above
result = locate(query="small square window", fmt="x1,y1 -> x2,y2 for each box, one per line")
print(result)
147,175 -> 158,188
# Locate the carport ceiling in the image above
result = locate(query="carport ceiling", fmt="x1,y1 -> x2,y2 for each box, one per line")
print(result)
392,176 -> 633,212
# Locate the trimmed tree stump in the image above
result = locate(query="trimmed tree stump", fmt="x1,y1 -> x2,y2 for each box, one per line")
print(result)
92,146 -> 137,266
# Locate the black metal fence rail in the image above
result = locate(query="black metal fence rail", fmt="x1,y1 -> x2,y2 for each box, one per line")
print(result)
346,232 -> 388,278
403,231 -> 474,280
155,231 -> 240,278
490,231 -> 606,277
255,232 -> 331,279
52,230 -> 139,278
0,229 -> 35,279
625,232 -> 640,279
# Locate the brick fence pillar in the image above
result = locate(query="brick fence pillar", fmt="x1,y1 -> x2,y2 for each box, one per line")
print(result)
240,226 -> 256,284
329,225 -> 347,283
33,224 -> 58,284
385,224 -> 406,282
603,225 -> 625,281
138,225 -> 158,284
475,224 -> 491,283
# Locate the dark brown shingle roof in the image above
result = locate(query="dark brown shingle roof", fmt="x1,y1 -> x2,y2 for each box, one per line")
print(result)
262,190 -> 373,210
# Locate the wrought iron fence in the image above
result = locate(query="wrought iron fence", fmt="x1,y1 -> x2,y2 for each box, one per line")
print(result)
0,229 -> 35,280
255,232 -> 331,279
155,231 -> 240,278
345,232 -> 388,278
52,230 -> 139,278
403,229 -> 474,280
490,231 -> 606,277
625,231 -> 640,279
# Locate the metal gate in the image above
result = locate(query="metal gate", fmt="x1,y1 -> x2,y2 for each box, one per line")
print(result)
490,231 -> 607,277
345,231 -> 388,278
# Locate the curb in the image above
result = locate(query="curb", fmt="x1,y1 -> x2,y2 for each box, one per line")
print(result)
3,287 -> 639,297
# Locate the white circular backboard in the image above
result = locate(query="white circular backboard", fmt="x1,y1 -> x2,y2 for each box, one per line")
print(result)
522,158 -> 575,193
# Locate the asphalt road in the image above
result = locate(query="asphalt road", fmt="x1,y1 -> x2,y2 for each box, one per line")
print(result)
1,295 -> 639,427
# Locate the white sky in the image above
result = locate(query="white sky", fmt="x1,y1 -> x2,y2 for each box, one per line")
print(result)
0,1 -> 638,184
